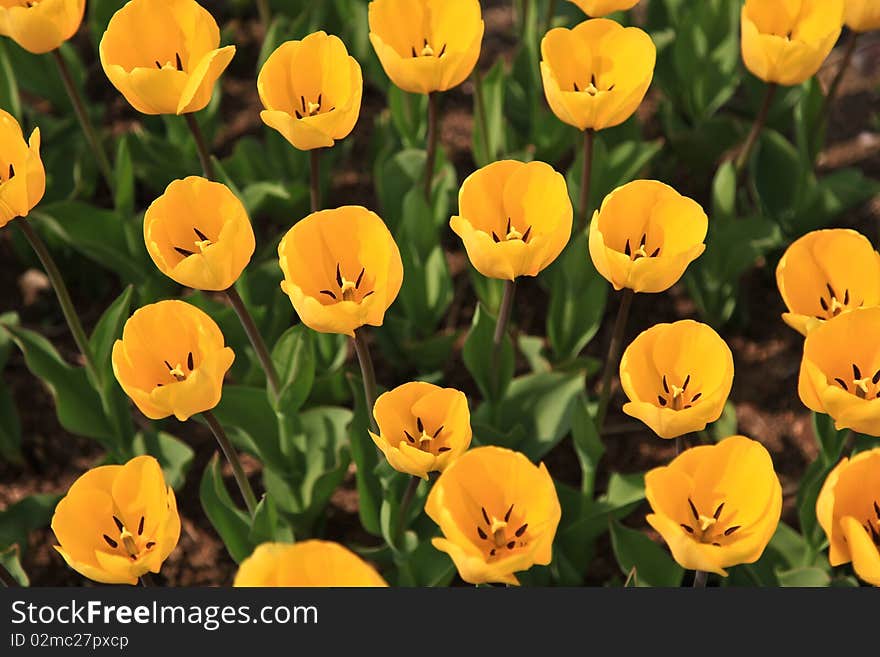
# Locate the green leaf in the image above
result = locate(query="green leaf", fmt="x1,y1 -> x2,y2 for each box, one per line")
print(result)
132,431 -> 194,491
776,567 -> 831,587
711,161 -> 737,222
249,495 -> 294,545
1,324 -> 114,445
388,86 -> 427,148
0,545 -> 28,586
346,375 -> 382,536
0,493 -> 60,552
0,380 -> 22,463
571,397 -> 604,496
114,136 -> 135,218
472,61 -> 507,166
199,454 -> 253,563
89,285 -> 133,377
463,303 -> 514,403
709,400 -> 738,441
212,385 -> 283,470
0,41 -> 21,122
753,129 -> 806,222
271,325 -> 315,413
609,519 -> 684,587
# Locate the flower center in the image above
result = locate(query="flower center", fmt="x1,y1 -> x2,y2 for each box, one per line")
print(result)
173,227 -> 213,259
294,93 -> 334,120
0,163 -> 14,184
865,501 -> 880,547
491,217 -> 532,244
833,363 -> 880,400
679,499 -> 740,546
475,504 -> 529,558
657,374 -> 701,410
411,38 -> 447,58
573,73 -> 615,95
156,351 -> 194,389
319,264 -> 375,303
623,233 -> 660,261
154,52 -> 185,72
102,514 -> 157,562
403,416 -> 451,455
816,282 -> 857,320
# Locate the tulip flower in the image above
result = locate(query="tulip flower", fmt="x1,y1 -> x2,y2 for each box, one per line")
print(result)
234,541 -> 388,587
258,31 -> 363,152
798,307 -> 880,436
817,449 -> 880,586
620,320 -> 734,439
370,381 -> 472,480
368,0 -> 484,96
845,0 -> 880,32
449,160 -> 573,281
567,0 -> 640,17
112,300 -> 235,421
425,446 -> 561,585
740,0 -> 844,87
51,455 -> 180,585
589,180 -> 708,293
277,206 -> 403,337
144,177 -> 255,292
99,0 -> 235,115
0,0 -> 84,54
540,19 -> 656,133
645,435 -> 782,576
0,109 -> 44,228
776,229 -> 880,337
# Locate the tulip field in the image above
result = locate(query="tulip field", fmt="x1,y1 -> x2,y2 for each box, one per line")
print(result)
2,0 -> 880,590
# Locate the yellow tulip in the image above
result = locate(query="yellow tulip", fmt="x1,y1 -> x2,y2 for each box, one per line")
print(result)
567,0 -> 640,17
0,108 -> 44,228
144,177 -> 255,291
234,541 -> 388,587
368,0 -> 484,95
112,300 -> 235,421
620,320 -> 734,439
449,160 -> 572,281
370,381 -> 472,480
845,0 -> 880,32
645,435 -> 782,576
258,31 -> 363,152
51,455 -> 180,585
589,180 -> 707,293
798,307 -> 880,436
0,0 -> 84,54
425,446 -> 561,585
776,229 -> 880,337
741,0 -> 844,86
99,0 -> 235,115
277,206 -> 403,337
540,19 -> 656,132
816,449 -> 880,586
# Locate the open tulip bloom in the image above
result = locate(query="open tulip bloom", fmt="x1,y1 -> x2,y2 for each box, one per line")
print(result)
0,108 -> 45,228
112,300 -> 235,421
799,307 -> 880,436
370,381 -> 472,480
540,19 -> 656,132
645,436 -> 782,576
51,456 -> 180,585
567,0 -> 640,18
776,229 -> 880,336
368,0 -> 484,95
741,0 -> 844,86
99,0 -> 235,115
817,449 -> 880,586
450,160 -> 573,280
620,320 -> 734,439
234,541 -> 388,587
144,177 -> 255,291
425,446 -> 561,585
0,0 -> 84,54
845,0 -> 880,33
258,31 -> 363,152
278,206 -> 403,337
589,180 -> 708,293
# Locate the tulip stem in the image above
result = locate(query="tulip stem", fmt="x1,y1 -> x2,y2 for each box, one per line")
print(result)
15,219 -> 99,385
543,0 -> 558,33
51,49 -> 114,195
353,328 -> 379,433
203,411 -> 258,516
256,0 -> 271,33
734,83 -> 777,175
309,149 -> 321,213
821,33 -> 859,128
473,69 -> 491,164
578,129 -> 595,232
184,112 -> 216,181
493,279 -> 517,348
692,570 -> 708,588
395,475 -> 421,545
225,286 -> 280,401
595,288 -> 634,432
424,92 -> 439,202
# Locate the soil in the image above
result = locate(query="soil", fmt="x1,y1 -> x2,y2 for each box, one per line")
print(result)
1,2 -> 878,587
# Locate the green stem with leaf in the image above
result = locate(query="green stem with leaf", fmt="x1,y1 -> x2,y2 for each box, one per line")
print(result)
203,411 -> 258,516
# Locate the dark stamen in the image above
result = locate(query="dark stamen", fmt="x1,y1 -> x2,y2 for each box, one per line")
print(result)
146,541 -> 156,549
164,360 -> 173,371
416,417 -> 424,433
355,267 -> 365,289
301,96 -> 307,113
336,263 -> 343,287
662,375 -> 669,394
504,504 -> 514,522
174,247 -> 194,257
438,447 -> 451,453
113,516 -> 124,532
481,507 -> 490,525
713,503 -> 724,520
175,52 -> 183,71
873,370 -> 880,385
680,524 -> 694,534
404,430 -> 415,443
844,289 -> 850,305
317,93 -> 322,109
363,291 -> 375,298
7,164 -> 13,179
187,352 -> 194,371
411,46 -> 418,57
691,393 -> 702,402
826,283 -> 836,299
590,73 -> 597,86
506,217 -> 511,234
194,227 -> 209,242
522,226 -> 532,242
835,378 -> 849,390
515,524 -> 528,537
658,396 -> 667,406
438,44 -> 447,57
295,109 -> 303,119
138,516 -> 145,536
688,498 -> 699,521
103,535 -> 118,549
573,81 -> 580,92
320,290 -> 337,299
712,542 -> 721,546
433,425 -> 444,438
640,233 -> 646,248
155,60 -> 162,69
651,247 -> 660,257
507,541 -> 516,550
874,501 -> 879,519
820,297 -> 829,312
853,363 -> 862,380
724,525 -> 741,536
683,375 -> 690,391
477,527 -> 487,540
624,239 -> 631,257
492,231 -> 501,243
